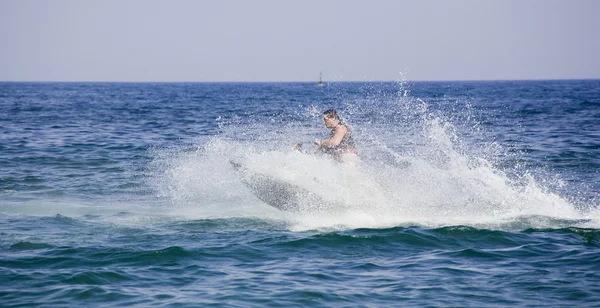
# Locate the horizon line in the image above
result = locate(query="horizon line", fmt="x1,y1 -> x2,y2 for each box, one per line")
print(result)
1,77 -> 599,83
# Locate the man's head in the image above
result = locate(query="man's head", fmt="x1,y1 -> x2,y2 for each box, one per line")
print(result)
323,109 -> 340,128
323,109 -> 339,120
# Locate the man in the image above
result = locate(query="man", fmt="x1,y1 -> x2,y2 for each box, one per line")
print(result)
315,109 -> 359,164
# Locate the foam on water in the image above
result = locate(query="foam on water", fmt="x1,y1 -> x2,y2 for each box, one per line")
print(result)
150,84 -> 597,231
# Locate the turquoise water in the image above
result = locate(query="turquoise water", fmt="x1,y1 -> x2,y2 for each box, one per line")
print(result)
1,81 -> 600,306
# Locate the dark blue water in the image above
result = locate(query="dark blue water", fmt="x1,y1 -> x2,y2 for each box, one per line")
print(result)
1,81 -> 600,307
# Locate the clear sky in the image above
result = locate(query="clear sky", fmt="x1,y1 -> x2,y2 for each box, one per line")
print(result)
1,0 -> 599,82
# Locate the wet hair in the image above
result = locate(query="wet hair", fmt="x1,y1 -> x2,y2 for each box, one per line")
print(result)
323,109 -> 339,120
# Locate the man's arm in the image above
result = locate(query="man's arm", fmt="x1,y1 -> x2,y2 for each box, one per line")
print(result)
315,125 -> 347,147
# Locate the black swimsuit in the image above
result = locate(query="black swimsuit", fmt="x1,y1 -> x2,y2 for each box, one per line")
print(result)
321,124 -> 357,159
330,123 -> 356,151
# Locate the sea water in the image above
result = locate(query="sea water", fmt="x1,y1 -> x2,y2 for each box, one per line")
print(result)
1,80 -> 599,307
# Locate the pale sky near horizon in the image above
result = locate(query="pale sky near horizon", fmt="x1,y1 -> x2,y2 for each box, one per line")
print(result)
1,0 -> 599,82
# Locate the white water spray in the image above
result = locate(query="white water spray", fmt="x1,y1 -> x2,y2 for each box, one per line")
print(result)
151,83 -> 595,231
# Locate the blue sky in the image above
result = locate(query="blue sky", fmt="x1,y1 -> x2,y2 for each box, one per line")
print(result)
1,0 -> 598,82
